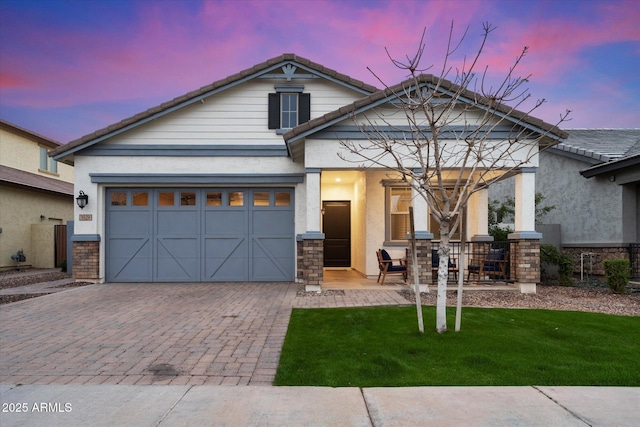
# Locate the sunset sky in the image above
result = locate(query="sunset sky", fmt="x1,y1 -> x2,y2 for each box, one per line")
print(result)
1,0 -> 638,143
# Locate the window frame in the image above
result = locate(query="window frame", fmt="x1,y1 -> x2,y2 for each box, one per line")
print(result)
39,146 -> 58,174
383,181 -> 463,244
280,93 -> 298,130
268,85 -> 310,132
383,181 -> 411,246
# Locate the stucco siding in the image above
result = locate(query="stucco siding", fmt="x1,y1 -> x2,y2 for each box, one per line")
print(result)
0,185 -> 72,269
77,154 -> 302,175
0,128 -> 73,183
490,151 -> 625,245
538,152 -> 624,244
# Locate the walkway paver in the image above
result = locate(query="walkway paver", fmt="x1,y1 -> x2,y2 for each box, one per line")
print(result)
0,282 -> 407,386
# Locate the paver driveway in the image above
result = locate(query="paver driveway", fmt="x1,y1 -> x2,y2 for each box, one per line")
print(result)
1,282 -> 407,386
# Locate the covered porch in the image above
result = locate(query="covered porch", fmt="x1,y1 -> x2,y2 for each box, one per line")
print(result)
321,268 -> 517,292
298,168 -> 540,293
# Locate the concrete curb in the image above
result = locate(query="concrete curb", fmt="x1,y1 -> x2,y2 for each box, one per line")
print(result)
1,384 -> 638,426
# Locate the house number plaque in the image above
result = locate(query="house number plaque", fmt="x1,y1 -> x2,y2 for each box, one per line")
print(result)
79,214 -> 92,221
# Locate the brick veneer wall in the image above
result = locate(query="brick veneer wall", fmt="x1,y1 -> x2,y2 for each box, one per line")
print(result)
72,241 -> 99,280
562,246 -> 630,276
514,239 -> 540,283
301,239 -> 324,287
406,239 -> 432,285
296,240 -> 304,281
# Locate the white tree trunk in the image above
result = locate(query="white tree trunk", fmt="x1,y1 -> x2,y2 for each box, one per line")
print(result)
436,222 -> 450,333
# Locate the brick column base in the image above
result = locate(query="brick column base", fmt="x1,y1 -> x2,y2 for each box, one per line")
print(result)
406,238 -> 432,292
300,238 -> 324,291
513,239 -> 540,294
72,241 -> 99,281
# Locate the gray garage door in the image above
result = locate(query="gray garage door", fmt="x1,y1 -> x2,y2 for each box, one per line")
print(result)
106,188 -> 294,282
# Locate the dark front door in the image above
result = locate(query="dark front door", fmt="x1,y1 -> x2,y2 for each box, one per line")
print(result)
322,201 -> 351,267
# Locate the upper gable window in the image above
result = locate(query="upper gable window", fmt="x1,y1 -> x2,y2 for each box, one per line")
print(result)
268,85 -> 310,131
39,147 -> 58,174
280,93 -> 298,129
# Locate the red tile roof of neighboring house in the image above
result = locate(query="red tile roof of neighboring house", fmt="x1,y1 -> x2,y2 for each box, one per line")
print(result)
0,165 -> 74,196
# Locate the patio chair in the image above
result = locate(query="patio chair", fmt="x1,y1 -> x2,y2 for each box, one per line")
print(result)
467,248 -> 507,280
376,249 -> 407,285
431,249 -> 458,281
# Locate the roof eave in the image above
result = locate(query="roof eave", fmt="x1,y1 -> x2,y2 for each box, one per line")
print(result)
580,154 -> 640,178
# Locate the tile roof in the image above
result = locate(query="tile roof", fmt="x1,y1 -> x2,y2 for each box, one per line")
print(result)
50,54 -> 379,160
553,129 -> 640,163
283,74 -> 569,144
0,119 -> 63,149
0,165 -> 74,196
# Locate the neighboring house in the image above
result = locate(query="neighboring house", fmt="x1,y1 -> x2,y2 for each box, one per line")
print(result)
0,119 -> 74,270
50,54 -> 566,292
491,129 -> 640,277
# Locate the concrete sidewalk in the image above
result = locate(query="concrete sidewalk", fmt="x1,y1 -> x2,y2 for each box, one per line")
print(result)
1,384 -> 637,426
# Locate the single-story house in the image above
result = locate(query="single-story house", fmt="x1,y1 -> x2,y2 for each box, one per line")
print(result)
51,54 -> 567,292
0,119 -> 74,270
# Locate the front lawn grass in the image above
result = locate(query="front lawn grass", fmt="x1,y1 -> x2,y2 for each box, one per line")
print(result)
274,306 -> 640,387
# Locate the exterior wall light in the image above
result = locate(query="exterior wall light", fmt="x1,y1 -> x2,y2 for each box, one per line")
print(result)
76,191 -> 89,209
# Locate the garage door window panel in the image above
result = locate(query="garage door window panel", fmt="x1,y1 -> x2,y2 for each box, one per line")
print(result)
206,192 -> 222,206
133,192 -> 148,206
275,192 -> 291,206
111,192 -> 127,206
229,191 -> 244,206
254,192 -> 270,206
180,192 -> 196,206
159,192 -> 175,206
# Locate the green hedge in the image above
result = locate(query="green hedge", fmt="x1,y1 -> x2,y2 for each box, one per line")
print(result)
603,259 -> 631,294
540,244 -> 574,286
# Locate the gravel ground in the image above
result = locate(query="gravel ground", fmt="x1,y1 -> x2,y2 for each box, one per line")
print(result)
400,284 -> 640,316
0,271 -> 91,305
0,271 -> 69,290
1,271 -> 638,316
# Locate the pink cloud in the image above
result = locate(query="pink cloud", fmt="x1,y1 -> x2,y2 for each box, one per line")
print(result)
0,70 -> 32,89
1,0 -> 637,134
477,0 -> 640,82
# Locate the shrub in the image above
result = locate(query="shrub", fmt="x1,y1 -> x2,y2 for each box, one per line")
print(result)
540,244 -> 574,286
603,259 -> 631,294
60,260 -> 67,273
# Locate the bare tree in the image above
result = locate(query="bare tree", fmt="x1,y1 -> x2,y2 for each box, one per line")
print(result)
339,23 -> 570,333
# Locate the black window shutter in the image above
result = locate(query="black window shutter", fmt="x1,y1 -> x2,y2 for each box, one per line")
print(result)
299,93 -> 311,124
268,93 -> 280,129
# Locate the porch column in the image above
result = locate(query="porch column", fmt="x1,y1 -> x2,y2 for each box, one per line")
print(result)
508,168 -> 542,294
299,169 -> 324,291
467,188 -> 493,242
406,187 -> 433,292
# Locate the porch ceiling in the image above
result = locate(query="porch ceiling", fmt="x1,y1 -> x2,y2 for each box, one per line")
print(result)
321,170 -> 361,185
